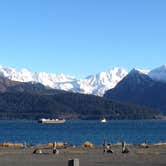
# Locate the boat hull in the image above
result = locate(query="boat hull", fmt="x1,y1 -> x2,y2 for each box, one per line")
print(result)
100,118 -> 107,123
38,119 -> 66,124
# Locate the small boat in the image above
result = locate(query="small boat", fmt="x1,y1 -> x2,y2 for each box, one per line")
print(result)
101,118 -> 107,123
38,118 -> 66,124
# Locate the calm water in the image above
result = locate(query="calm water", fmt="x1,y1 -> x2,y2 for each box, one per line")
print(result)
0,120 -> 166,145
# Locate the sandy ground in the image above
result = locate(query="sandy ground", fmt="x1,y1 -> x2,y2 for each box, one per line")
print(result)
0,145 -> 166,166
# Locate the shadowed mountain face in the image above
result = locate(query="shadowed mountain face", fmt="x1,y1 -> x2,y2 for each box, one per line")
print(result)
104,69 -> 166,113
0,76 -> 21,92
0,76 -> 159,120
0,76 -> 65,94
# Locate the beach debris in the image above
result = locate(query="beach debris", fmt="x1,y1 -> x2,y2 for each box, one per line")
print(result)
122,141 -> 129,153
0,142 -> 24,148
82,141 -> 94,148
68,158 -> 79,166
53,142 -> 59,154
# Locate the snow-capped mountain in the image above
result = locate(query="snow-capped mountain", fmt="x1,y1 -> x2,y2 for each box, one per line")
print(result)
148,65 -> 166,82
104,68 -> 155,100
0,65 -> 127,96
1,64 -> 166,96
104,67 -> 166,114
76,67 -> 128,96
0,65 -> 75,85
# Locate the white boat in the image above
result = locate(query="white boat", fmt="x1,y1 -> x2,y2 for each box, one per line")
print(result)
38,118 -> 66,124
101,118 -> 107,123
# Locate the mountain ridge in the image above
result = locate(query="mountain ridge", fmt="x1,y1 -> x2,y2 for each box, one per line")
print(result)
0,64 -> 166,96
0,65 -> 127,96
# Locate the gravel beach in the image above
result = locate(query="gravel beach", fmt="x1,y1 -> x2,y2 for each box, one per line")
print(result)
0,145 -> 166,166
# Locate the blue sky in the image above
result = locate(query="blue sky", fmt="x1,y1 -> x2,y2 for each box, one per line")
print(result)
0,0 -> 166,78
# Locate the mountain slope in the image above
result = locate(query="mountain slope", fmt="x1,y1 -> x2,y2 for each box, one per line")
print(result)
0,92 -> 159,120
104,69 -> 166,113
0,76 -> 159,120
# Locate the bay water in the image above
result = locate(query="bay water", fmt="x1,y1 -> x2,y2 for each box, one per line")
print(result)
0,120 -> 166,145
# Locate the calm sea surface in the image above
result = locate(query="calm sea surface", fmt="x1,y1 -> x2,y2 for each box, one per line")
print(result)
0,120 -> 166,145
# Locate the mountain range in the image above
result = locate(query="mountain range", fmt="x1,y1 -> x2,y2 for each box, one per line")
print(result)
104,68 -> 166,114
0,76 -> 158,120
0,64 -> 165,119
1,64 -> 166,96
0,65 -> 127,96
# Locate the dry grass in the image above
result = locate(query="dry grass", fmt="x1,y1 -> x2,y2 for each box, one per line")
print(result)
82,141 -> 94,148
0,142 -> 24,148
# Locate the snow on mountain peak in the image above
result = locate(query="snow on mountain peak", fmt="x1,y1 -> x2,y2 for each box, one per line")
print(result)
129,68 -> 149,75
3,64 -> 166,96
148,65 -> 166,82
0,65 -> 128,96
0,66 -> 75,87
78,67 -> 128,96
